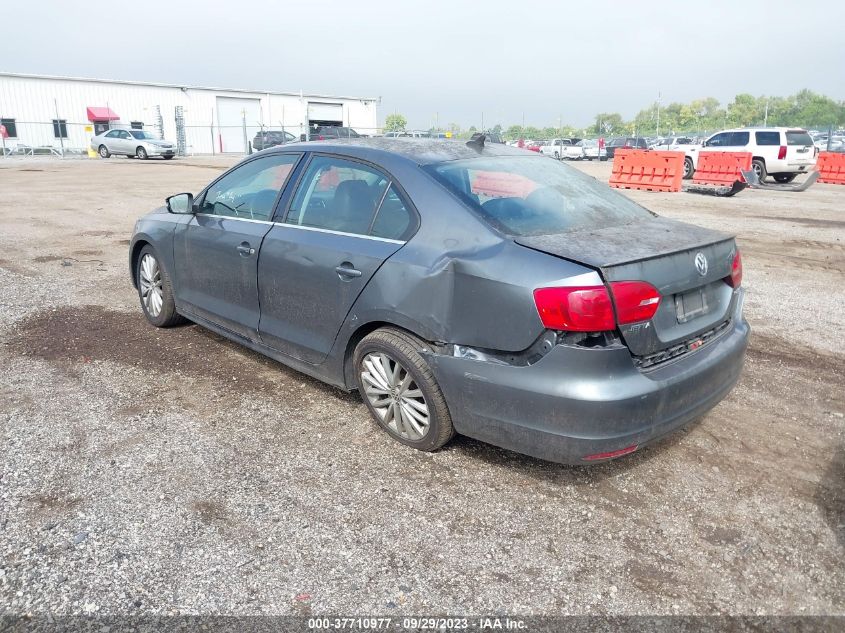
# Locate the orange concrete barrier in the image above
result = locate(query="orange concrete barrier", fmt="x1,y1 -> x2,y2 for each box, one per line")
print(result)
693,152 -> 752,186
609,149 -> 684,192
816,152 -> 845,185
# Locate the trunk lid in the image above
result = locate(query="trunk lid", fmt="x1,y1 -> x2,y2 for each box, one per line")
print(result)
516,217 -> 737,356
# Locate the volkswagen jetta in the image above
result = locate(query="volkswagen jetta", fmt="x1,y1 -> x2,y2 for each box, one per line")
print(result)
129,138 -> 748,463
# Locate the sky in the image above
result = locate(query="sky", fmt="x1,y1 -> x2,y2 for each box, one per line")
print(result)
2,0 -> 843,130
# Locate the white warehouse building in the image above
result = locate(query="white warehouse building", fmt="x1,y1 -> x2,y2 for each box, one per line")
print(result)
0,72 -> 380,155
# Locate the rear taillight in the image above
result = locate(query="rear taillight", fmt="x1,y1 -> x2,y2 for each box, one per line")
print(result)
583,444 -> 638,461
533,281 -> 661,331
726,250 -> 742,288
778,145 -> 787,160
533,286 -> 615,331
609,281 -> 661,324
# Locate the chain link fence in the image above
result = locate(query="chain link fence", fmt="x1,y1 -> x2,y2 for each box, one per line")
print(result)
1,117 -> 384,159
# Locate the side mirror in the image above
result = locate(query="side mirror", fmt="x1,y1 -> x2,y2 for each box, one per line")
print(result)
166,192 -> 194,214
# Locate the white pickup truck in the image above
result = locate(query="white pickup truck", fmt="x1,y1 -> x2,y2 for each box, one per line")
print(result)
539,138 -> 579,160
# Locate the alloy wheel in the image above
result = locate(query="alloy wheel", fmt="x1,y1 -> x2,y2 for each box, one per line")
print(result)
139,253 -> 163,317
360,352 -> 430,440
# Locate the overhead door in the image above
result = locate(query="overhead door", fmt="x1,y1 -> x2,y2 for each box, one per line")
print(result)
307,102 -> 343,126
217,97 -> 261,153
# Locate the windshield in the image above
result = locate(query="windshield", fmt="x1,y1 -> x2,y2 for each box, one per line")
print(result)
425,156 -> 653,236
129,130 -> 158,140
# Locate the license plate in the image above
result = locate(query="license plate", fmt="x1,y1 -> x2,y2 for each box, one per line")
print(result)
675,288 -> 708,323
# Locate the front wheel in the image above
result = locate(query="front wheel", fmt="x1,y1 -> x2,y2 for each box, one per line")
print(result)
683,157 -> 695,180
136,146 -> 148,160
136,245 -> 185,327
354,328 -> 454,452
98,145 -> 110,158
163,155 -> 175,160
773,173 -> 797,183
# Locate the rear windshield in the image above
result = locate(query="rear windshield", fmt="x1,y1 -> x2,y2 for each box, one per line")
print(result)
425,156 -> 653,236
786,131 -> 813,146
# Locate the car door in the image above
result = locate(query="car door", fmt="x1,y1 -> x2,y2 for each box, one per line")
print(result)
103,129 -> 122,153
116,129 -> 134,154
257,154 -> 417,364
172,153 -> 302,339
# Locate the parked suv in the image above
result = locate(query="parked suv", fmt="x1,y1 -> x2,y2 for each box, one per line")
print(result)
688,127 -> 817,183
605,136 -> 648,158
253,130 -> 296,151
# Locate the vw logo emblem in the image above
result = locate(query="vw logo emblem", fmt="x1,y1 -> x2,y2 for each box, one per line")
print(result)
694,252 -> 708,276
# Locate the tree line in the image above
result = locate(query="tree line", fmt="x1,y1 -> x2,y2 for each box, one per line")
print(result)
384,89 -> 845,140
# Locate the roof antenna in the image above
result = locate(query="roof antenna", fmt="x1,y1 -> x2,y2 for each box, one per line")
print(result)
466,132 -> 485,151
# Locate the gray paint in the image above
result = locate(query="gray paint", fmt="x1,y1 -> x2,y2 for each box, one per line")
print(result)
129,139 -> 750,463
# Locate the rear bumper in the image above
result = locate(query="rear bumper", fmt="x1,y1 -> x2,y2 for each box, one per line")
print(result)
428,302 -> 749,465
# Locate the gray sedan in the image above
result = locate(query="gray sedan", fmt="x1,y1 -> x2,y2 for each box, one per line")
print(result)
129,139 -> 748,464
91,129 -> 176,159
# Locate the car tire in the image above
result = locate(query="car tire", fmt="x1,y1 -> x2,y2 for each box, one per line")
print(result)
354,328 -> 454,452
554,151 -> 559,160
683,157 -> 695,180
163,155 -> 175,160
752,158 -> 767,182
136,245 -> 186,328
136,146 -> 148,160
773,173 -> 796,183
98,145 -> 110,158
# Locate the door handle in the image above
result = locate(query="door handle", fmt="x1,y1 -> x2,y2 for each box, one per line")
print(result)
335,264 -> 362,279
237,242 -> 255,256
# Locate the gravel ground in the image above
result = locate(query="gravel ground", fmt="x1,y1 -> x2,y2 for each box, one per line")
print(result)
0,155 -> 842,619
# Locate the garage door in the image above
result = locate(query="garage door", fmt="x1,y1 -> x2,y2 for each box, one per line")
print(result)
217,97 -> 261,153
307,102 -> 343,126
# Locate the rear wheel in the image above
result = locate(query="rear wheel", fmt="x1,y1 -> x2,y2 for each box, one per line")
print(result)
354,328 -> 454,452
98,145 -> 110,158
163,155 -> 175,160
752,158 -> 767,182
683,157 -> 695,180
136,146 -> 148,160
773,173 -> 797,183
554,151 -> 559,160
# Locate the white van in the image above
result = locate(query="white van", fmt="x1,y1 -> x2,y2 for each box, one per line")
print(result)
685,127 -> 817,182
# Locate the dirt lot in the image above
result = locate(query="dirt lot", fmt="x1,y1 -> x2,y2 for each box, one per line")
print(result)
0,155 -> 842,618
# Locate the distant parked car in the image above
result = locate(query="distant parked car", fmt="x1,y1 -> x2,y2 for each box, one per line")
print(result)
580,139 -> 608,161
526,140 -> 545,153
302,126 -> 361,141
605,136 -> 649,158
540,138 -> 578,159
91,129 -> 176,160
650,136 -> 694,151
686,127 -> 817,182
253,130 -> 296,151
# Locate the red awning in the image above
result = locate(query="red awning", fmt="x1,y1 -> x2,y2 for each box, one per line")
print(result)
86,106 -> 120,122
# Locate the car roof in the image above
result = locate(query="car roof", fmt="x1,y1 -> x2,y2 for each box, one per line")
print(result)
716,127 -> 808,133
266,137 -> 534,165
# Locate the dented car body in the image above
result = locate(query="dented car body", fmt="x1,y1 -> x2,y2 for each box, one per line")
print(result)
130,139 -> 748,464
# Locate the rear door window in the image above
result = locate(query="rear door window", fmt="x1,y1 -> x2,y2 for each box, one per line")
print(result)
728,132 -> 749,146
706,133 -> 730,147
755,131 -> 780,145
786,131 -> 813,146
286,156 -> 389,236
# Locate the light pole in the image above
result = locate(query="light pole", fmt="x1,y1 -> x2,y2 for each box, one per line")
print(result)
656,91 -> 661,138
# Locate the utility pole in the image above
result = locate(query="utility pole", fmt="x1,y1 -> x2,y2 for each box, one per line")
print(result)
764,99 -> 769,126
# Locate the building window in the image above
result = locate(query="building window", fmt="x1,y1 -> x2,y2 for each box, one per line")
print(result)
130,121 -> 144,130
52,119 -> 68,139
0,118 -> 17,138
